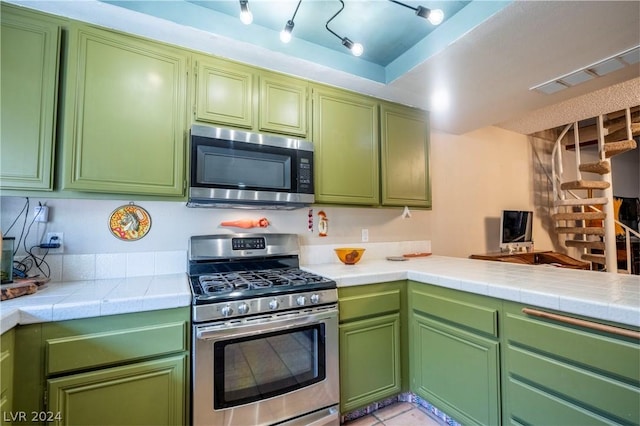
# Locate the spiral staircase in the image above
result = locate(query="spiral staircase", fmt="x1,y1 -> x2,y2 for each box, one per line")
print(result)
551,107 -> 639,273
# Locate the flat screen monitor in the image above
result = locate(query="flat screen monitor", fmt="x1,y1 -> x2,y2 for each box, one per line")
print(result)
500,210 -> 533,251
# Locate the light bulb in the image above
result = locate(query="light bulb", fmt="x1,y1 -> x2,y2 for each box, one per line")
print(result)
280,30 -> 292,43
240,10 -> 253,24
351,43 -> 364,57
427,8 -> 444,25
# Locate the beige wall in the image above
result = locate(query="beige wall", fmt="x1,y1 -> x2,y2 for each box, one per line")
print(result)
428,126 -> 554,257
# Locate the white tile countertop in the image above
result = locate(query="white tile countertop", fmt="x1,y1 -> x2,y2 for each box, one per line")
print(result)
302,255 -> 640,327
0,273 -> 191,334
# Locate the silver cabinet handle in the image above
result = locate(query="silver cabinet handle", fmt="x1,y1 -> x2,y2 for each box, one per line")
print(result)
522,307 -> 640,339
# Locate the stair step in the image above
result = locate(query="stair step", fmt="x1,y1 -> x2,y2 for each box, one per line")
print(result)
582,254 -> 606,265
565,240 -> 606,250
553,212 -> 606,221
604,139 -> 637,158
579,160 -> 611,175
556,226 -> 605,235
554,197 -> 609,207
560,180 -> 610,190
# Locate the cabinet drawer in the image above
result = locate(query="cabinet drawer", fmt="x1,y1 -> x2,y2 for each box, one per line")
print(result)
339,289 -> 401,322
505,309 -> 639,382
46,321 -> 187,375
410,285 -> 499,338
508,345 -> 639,424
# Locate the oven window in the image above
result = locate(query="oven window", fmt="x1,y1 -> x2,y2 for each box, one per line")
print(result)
213,324 -> 325,409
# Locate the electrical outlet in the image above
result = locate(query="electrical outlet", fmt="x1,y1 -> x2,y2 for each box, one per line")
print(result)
361,228 -> 369,242
43,232 -> 64,254
33,206 -> 49,222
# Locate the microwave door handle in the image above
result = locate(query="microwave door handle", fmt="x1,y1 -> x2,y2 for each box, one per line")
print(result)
196,309 -> 337,341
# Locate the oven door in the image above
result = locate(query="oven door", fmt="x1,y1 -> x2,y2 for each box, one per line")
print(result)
192,306 -> 339,426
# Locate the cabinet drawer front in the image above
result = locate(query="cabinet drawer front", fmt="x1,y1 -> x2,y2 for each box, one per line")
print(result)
411,289 -> 498,337
506,377 -> 622,425
508,346 -> 639,424
339,289 -> 400,322
505,311 -> 639,383
46,321 -> 187,375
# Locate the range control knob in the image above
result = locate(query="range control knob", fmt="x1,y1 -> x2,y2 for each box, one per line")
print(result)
296,295 -> 307,306
268,299 -> 279,310
221,305 -> 233,317
238,303 -> 250,315
310,293 -> 320,304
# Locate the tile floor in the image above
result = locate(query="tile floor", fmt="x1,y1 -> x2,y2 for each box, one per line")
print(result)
342,402 -> 447,426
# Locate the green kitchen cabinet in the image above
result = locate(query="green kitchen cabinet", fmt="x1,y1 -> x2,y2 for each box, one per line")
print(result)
12,308 -> 190,425
1,328 -> 15,425
409,282 -> 502,425
380,102 -> 431,208
193,57 -> 309,137
312,85 -> 379,205
502,302 -> 640,425
258,71 -> 309,137
194,55 -> 255,129
0,6 -> 60,191
61,24 -> 188,196
338,282 -> 406,413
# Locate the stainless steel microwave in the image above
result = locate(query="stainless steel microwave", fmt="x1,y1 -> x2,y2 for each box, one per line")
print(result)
187,125 -> 314,209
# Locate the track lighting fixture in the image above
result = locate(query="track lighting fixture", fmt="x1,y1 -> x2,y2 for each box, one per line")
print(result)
388,0 -> 444,25
325,0 -> 363,57
280,0 -> 302,43
239,0 -> 253,25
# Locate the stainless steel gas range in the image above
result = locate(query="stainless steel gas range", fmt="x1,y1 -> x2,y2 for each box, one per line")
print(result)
188,233 -> 340,426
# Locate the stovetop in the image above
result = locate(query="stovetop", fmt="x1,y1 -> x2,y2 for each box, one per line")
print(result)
188,234 -> 337,321
190,267 -> 336,303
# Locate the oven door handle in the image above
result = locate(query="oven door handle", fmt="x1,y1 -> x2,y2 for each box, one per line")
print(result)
195,308 -> 337,341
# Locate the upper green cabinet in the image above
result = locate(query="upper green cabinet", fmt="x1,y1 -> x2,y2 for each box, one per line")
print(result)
258,71 -> 308,137
0,6 -> 60,191
380,103 -> 431,208
194,55 -> 255,129
312,85 -> 379,205
193,56 -> 309,137
61,24 -> 188,196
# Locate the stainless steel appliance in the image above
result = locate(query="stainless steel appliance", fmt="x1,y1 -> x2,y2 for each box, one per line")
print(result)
188,234 -> 339,426
187,125 -> 314,209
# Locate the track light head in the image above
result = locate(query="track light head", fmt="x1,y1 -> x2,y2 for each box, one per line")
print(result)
341,37 -> 363,56
280,20 -> 295,43
239,0 -> 253,25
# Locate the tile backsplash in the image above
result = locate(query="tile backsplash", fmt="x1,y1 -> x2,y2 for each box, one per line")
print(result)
22,240 -> 430,282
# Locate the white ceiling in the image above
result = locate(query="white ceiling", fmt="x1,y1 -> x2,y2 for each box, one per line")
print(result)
8,0 -> 640,135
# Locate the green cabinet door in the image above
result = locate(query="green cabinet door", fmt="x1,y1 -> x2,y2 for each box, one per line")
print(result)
194,55 -> 254,129
312,85 -> 379,205
61,25 -> 188,196
409,282 -> 501,425
47,355 -> 187,426
259,71 -> 308,137
0,6 -> 60,190
411,312 -> 500,426
1,329 -> 15,425
380,103 -> 431,208
340,314 -> 401,413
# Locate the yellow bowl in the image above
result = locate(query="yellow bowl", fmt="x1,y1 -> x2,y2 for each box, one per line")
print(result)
334,248 -> 366,265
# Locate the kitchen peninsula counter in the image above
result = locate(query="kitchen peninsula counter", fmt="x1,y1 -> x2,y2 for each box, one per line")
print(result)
0,273 -> 191,334
302,255 -> 640,327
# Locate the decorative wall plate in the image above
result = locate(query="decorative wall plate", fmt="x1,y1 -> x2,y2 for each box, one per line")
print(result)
109,202 -> 151,241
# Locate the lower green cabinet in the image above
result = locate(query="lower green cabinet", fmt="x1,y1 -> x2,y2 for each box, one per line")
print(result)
502,302 -> 640,425
48,355 -> 186,426
338,282 -> 406,414
1,329 -> 15,426
409,282 -> 501,426
12,308 -> 190,425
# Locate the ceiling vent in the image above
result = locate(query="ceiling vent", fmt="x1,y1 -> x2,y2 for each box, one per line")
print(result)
531,45 -> 640,95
